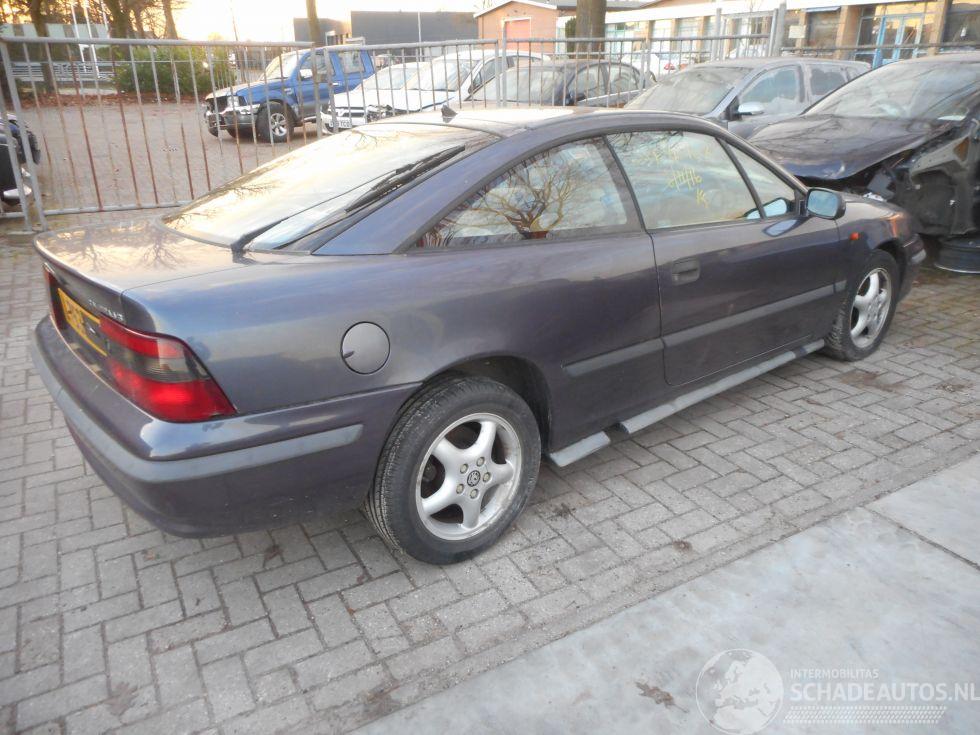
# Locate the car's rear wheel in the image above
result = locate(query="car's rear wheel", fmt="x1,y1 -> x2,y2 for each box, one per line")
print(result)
257,102 -> 292,143
366,377 -> 540,564
823,249 -> 900,361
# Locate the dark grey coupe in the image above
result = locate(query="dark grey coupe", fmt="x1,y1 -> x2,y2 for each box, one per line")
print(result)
32,107 -> 924,563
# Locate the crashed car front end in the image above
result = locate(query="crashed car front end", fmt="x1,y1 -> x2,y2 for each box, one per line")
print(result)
808,116 -> 979,242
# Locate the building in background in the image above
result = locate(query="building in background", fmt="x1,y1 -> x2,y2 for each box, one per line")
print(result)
292,17 -> 351,44
350,10 -> 477,52
601,0 -> 978,65
477,0 -> 643,46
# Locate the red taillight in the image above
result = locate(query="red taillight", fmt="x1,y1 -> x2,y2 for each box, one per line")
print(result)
44,268 -> 67,329
98,316 -> 235,422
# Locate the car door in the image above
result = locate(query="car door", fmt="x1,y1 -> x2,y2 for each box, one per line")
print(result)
294,49 -> 331,120
607,129 -> 844,386
414,136 -> 663,443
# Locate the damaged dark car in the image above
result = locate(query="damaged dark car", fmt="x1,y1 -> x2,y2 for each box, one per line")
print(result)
749,53 -> 980,272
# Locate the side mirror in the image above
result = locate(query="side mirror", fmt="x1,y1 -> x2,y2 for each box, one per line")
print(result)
299,68 -> 313,80
806,188 -> 845,220
737,100 -> 765,117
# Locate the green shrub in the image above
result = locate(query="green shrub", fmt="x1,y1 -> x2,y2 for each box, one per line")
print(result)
113,46 -> 235,97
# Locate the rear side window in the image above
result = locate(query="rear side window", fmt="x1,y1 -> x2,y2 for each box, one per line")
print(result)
608,131 -> 758,230
608,64 -> 640,93
337,51 -> 366,75
809,65 -> 847,98
730,148 -> 797,218
570,67 -> 604,101
419,138 -> 631,248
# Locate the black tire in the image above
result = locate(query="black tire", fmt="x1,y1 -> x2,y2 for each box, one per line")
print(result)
366,377 -> 541,564
226,126 -> 253,140
256,102 -> 292,143
206,121 -> 220,137
823,249 -> 900,361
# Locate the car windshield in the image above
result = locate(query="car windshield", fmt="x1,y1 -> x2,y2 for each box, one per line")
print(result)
360,64 -> 413,91
263,51 -> 301,80
405,58 -> 475,91
626,66 -> 748,114
471,67 -> 563,104
164,125 -> 490,249
807,60 -> 980,121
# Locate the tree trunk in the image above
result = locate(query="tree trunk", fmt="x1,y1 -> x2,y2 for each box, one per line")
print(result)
162,0 -> 178,38
574,0 -> 607,51
28,0 -> 57,92
306,0 -> 322,44
103,0 -> 134,38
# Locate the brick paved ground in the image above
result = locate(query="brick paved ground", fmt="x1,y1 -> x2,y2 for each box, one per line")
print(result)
1,237 -> 978,734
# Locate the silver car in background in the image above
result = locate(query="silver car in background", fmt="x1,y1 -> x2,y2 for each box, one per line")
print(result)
627,57 -> 868,138
326,62 -> 417,129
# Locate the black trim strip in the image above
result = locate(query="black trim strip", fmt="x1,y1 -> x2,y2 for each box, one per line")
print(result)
664,285 -> 835,348
564,338 -> 663,377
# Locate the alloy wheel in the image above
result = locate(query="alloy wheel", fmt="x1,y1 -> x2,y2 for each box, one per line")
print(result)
851,267 -> 892,349
269,112 -> 288,139
415,412 -> 522,541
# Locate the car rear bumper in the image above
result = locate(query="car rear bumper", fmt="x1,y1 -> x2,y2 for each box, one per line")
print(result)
32,318 -> 417,537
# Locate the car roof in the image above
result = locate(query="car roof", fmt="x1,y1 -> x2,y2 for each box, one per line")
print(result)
373,105 -> 707,137
898,50 -> 980,63
687,57 -> 866,70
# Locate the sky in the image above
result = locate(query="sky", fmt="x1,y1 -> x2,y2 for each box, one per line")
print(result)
175,0 -> 483,42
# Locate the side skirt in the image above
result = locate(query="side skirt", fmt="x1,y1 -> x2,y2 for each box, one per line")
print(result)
546,339 -> 824,468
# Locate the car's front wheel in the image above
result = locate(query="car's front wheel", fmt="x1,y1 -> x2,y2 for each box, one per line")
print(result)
824,249 -> 900,361
366,377 -> 540,564
257,102 -> 292,143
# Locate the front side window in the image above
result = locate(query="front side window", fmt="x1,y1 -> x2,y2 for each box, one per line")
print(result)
608,131 -> 758,230
419,138 -> 631,248
741,66 -> 803,113
731,148 -> 797,218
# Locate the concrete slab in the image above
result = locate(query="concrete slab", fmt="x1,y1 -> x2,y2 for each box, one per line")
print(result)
359,502 -> 980,733
870,454 -> 980,565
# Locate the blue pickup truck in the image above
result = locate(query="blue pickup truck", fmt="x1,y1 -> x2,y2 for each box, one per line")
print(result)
204,48 -> 374,143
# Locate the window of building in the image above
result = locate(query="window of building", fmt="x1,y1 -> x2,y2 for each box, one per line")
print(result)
944,0 -> 980,43
806,10 -> 840,47
418,138 -> 631,248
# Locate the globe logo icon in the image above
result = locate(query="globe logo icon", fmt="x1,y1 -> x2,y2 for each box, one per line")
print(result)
696,649 -> 784,735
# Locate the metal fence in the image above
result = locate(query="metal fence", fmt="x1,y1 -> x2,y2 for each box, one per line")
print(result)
780,41 -> 976,67
0,16 -> 906,233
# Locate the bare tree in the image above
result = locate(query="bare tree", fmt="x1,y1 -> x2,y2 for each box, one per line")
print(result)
306,0 -> 321,44
161,0 -> 177,38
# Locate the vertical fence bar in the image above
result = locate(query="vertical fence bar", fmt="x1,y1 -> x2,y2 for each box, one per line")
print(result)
65,43 -> 102,212
106,47 -> 142,207
43,43 -> 84,212
128,45 -> 160,206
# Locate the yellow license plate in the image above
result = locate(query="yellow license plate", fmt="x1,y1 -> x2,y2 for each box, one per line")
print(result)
58,289 -> 107,356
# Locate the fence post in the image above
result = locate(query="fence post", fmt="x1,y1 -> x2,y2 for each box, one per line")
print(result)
769,2 -> 787,57
323,46 -> 338,133
0,40 -> 46,230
